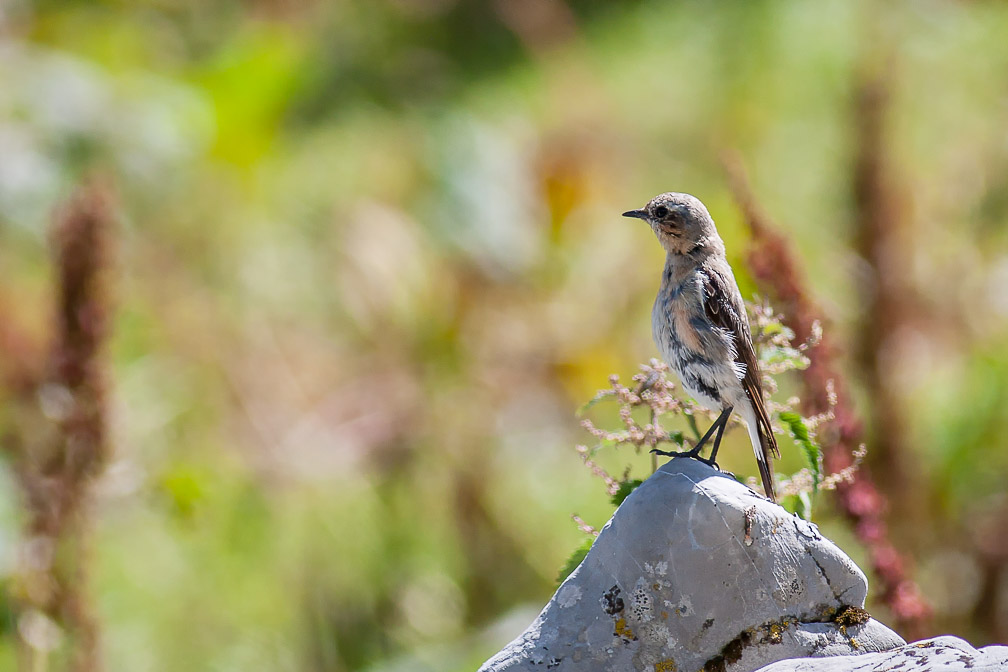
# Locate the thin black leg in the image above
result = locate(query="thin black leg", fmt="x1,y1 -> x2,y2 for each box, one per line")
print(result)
705,406 -> 733,467
652,407 -> 733,462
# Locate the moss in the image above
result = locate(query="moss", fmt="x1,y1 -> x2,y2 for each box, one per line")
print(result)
703,618 -> 790,672
833,605 -> 871,627
702,606 -> 872,672
704,627 -> 755,672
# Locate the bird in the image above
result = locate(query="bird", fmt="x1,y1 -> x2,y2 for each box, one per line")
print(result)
623,192 -> 779,502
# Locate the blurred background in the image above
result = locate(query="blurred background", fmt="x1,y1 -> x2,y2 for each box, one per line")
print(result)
1,0 -> 1008,670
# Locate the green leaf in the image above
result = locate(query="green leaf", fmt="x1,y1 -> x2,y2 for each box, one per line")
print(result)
667,431 -> 685,446
576,393 -> 612,416
760,345 -> 810,369
779,492 -> 813,520
159,466 -> 209,519
685,412 -> 702,441
760,322 -> 787,337
557,536 -> 595,584
610,479 -> 644,507
779,411 -> 822,490
797,491 -> 812,519
780,493 -> 799,515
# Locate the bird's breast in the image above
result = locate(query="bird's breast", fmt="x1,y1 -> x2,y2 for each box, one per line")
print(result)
652,280 -> 706,357
652,277 -> 743,411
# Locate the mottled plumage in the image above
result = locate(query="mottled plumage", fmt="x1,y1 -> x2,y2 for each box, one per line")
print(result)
624,192 -> 779,501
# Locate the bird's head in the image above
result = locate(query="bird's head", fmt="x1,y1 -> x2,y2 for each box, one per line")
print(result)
622,192 -> 722,256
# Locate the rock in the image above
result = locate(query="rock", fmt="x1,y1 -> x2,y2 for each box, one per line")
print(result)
755,635 -> 1008,671
479,458 -> 905,672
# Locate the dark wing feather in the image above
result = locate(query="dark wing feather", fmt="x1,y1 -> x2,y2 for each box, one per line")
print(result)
700,267 -> 779,501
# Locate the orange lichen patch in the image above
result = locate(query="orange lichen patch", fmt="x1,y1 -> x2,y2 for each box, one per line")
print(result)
654,659 -> 677,672
661,611 -> 669,620
614,618 -> 636,640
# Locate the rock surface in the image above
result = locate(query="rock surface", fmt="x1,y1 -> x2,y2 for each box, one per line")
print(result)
479,458 -> 905,672
756,635 -> 1008,671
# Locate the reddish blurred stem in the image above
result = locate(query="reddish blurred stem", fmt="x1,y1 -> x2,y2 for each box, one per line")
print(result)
851,69 -> 919,511
51,182 -> 113,672
722,153 -> 932,636
4,181 -> 115,672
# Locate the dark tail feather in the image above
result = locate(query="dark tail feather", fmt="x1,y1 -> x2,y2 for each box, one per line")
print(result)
756,420 -> 778,503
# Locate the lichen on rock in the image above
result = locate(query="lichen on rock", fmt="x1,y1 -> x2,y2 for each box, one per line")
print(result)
479,458 -> 905,672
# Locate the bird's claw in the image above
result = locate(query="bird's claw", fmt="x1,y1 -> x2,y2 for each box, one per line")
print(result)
650,447 -> 720,471
650,447 -> 701,459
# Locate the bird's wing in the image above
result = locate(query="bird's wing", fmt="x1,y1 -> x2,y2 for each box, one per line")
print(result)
700,265 -> 780,499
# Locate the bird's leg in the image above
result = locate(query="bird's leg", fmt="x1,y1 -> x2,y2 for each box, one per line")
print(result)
701,406 -> 733,468
651,417 -> 719,458
652,407 -> 733,461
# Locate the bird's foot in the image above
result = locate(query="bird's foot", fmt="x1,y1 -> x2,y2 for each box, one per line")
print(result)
650,448 -> 697,458
650,447 -> 720,471
693,455 -> 721,470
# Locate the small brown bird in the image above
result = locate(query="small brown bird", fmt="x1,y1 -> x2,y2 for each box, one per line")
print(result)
624,192 -> 779,501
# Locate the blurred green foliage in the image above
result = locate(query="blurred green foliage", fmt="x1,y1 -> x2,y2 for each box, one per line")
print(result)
778,411 -> 821,490
2,0 -> 1008,670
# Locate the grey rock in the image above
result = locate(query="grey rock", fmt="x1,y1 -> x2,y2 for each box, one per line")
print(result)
756,635 -> 1008,671
479,458 -> 905,672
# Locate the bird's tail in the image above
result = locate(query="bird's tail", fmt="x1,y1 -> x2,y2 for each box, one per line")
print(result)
741,402 -> 778,503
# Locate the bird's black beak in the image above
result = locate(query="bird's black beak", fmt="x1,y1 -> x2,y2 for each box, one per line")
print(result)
622,209 -> 647,220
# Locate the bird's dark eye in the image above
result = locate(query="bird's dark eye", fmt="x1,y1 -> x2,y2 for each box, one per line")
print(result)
653,205 -> 669,218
